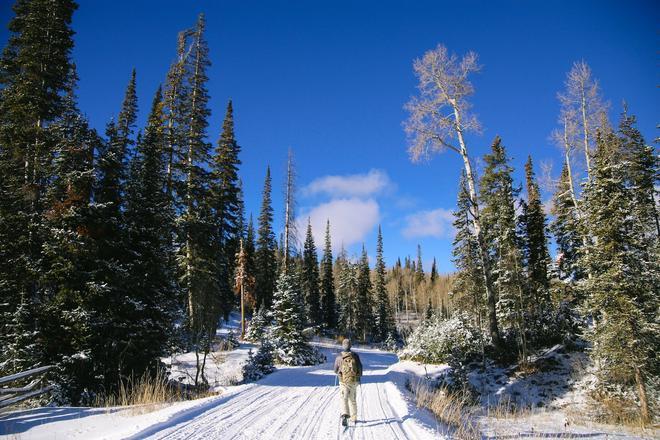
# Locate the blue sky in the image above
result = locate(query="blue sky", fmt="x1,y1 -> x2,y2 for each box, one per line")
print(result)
1,0 -> 657,272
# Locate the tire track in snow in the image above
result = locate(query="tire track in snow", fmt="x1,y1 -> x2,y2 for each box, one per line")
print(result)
140,349 -> 440,440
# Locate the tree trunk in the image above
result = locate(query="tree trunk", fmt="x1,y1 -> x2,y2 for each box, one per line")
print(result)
580,84 -> 591,177
452,102 -> 501,347
562,119 -> 591,279
635,366 -> 650,424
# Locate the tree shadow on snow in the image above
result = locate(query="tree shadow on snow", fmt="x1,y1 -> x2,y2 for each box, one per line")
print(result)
0,406 -> 122,435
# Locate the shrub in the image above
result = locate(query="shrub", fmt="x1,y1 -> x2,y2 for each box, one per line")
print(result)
242,340 -> 275,383
399,313 -> 483,365
245,305 -> 270,342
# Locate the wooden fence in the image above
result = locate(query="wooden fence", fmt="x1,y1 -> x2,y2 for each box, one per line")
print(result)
0,365 -> 53,409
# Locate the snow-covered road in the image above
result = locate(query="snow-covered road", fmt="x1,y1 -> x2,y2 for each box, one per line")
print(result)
131,348 -> 441,440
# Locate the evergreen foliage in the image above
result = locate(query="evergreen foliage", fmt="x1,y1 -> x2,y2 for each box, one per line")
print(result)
241,340 -> 275,382
270,272 -> 325,365
356,246 -> 375,341
373,226 -> 395,342
519,156 -> 551,307
245,304 -> 270,342
480,137 -> 529,359
451,172 -> 486,329
255,167 -> 278,309
581,120 -> 659,422
336,250 -> 359,340
123,88 -> 177,381
550,162 -> 584,282
209,100 -> 242,321
301,219 -> 322,326
320,220 -> 337,329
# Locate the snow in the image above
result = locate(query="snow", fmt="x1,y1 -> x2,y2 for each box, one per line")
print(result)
1,346 -> 444,440
2,332 -> 658,439
162,314 -> 252,389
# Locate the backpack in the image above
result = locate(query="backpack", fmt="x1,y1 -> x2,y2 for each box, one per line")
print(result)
340,353 -> 358,383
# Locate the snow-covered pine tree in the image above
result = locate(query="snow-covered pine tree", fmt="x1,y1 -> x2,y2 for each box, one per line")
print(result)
242,339 -> 275,382
356,246 -> 375,342
618,109 -> 659,240
245,303 -> 270,342
550,162 -> 585,283
302,219 -> 322,326
320,220 -> 337,329
374,226 -> 395,342
2,292 -> 41,375
451,172 -> 486,330
480,137 -> 529,360
123,87 -> 177,380
270,272 -> 324,365
0,0 -> 77,376
581,121 -> 659,424
255,167 -> 278,309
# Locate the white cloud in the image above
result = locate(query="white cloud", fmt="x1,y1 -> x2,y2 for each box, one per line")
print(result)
298,198 -> 380,250
402,208 -> 454,239
302,169 -> 393,198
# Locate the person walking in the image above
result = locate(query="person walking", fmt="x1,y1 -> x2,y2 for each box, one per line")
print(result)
334,338 -> 363,427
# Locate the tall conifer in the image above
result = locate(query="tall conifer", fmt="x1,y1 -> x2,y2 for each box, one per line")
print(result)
255,167 -> 277,308
320,220 -> 336,329
302,219 -> 322,325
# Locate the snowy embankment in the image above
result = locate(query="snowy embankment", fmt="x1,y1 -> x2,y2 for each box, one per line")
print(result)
0,344 -> 444,440
0,313 -> 443,440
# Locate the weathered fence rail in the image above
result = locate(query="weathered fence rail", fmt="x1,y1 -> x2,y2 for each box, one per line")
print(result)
0,365 -> 53,409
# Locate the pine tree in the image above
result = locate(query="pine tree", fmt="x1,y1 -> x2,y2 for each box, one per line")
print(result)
618,109 -> 659,239
245,303 -> 269,342
302,219 -> 322,326
39,69 -> 99,399
356,246 -> 375,341
3,292 -> 40,375
430,258 -> 438,285
171,14 -> 218,386
374,226 -> 395,341
89,70 -> 138,389
336,251 -> 359,339
209,100 -> 242,321
0,0 -> 78,363
270,272 -> 324,365
320,220 -> 336,329
550,162 -> 584,282
480,137 -> 528,359
243,215 -> 258,313
581,127 -> 659,423
415,244 -> 425,285
519,156 -> 551,306
255,167 -> 278,309
452,172 -> 486,330
123,88 -> 177,380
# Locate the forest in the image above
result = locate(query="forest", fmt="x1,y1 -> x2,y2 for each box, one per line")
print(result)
0,0 -> 657,429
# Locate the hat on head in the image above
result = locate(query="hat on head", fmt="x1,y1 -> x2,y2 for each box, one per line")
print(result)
342,339 -> 351,351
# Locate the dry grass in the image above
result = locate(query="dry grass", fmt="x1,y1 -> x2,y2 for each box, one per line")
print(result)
407,379 -> 480,439
93,369 -> 217,414
483,395 -> 534,420
575,391 -> 655,429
